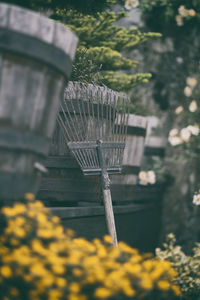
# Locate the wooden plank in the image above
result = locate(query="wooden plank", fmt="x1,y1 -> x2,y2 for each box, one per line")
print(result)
50,203 -> 154,219
44,156 -> 80,169
111,184 -> 164,203
39,178 -> 99,192
37,190 -> 101,202
38,181 -> 164,204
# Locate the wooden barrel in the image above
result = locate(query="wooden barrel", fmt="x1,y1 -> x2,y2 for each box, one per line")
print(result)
110,114 -> 147,197
0,3 -> 77,202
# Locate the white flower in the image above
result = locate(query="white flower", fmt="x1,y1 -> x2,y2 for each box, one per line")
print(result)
138,171 -> 148,185
175,15 -> 183,26
189,100 -> 197,112
188,9 -> 196,17
186,77 -> 197,87
139,170 -> 156,185
176,57 -> 183,64
180,127 -> 191,142
184,86 -> 192,97
168,136 -> 183,146
169,128 -> 179,137
178,5 -> 188,17
187,125 -> 200,136
125,0 -> 139,10
147,171 -> 156,184
175,106 -> 183,115
193,193 -> 200,205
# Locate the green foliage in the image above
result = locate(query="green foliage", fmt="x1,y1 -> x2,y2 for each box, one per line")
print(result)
156,233 -> 200,299
57,9 -> 161,91
71,48 -> 103,85
1,0 -> 123,14
100,71 -> 152,91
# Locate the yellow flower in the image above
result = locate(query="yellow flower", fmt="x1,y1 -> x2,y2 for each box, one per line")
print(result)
83,256 -> 99,267
14,227 -> 26,238
2,207 -> 16,217
69,283 -> 80,293
118,241 -> 135,254
40,274 -> 55,287
48,289 -> 62,300
37,213 -> 47,223
140,276 -> 153,290
30,262 -> 47,276
52,216 -> 60,223
171,284 -> 182,296
95,287 -> 112,298
73,268 -> 83,277
68,294 -> 81,300
24,193 -> 35,201
31,239 -> 47,256
13,203 -> 26,214
103,235 -> 113,244
10,239 -> 19,246
0,266 -> 12,277
56,277 -> 67,287
15,216 -> 26,226
157,280 -> 170,290
37,229 -> 53,239
52,264 -> 65,275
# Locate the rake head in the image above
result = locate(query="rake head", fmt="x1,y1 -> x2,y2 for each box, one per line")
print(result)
57,81 -> 130,175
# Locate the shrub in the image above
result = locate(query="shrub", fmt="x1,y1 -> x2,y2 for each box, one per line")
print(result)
156,233 -> 200,299
55,6 -> 161,91
0,194 -> 180,300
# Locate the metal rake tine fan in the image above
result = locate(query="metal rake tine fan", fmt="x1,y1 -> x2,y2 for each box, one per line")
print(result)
57,81 -> 130,245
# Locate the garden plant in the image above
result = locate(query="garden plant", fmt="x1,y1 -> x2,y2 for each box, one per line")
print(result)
0,194 -> 181,300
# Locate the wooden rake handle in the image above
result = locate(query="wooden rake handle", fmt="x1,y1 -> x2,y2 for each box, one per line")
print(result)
97,140 -> 118,246
103,189 -> 118,246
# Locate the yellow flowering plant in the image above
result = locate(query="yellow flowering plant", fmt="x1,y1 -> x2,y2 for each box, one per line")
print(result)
0,194 -> 180,300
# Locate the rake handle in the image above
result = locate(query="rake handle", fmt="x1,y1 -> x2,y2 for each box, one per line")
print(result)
103,188 -> 118,246
96,140 -> 118,246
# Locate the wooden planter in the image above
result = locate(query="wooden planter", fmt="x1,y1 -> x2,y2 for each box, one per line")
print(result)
0,3 -> 77,202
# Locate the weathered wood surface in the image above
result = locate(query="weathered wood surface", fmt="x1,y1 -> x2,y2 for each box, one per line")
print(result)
0,3 -> 77,200
0,3 -> 77,60
50,203 -> 161,252
38,114 -> 148,204
111,114 -> 147,185
144,116 -> 167,157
